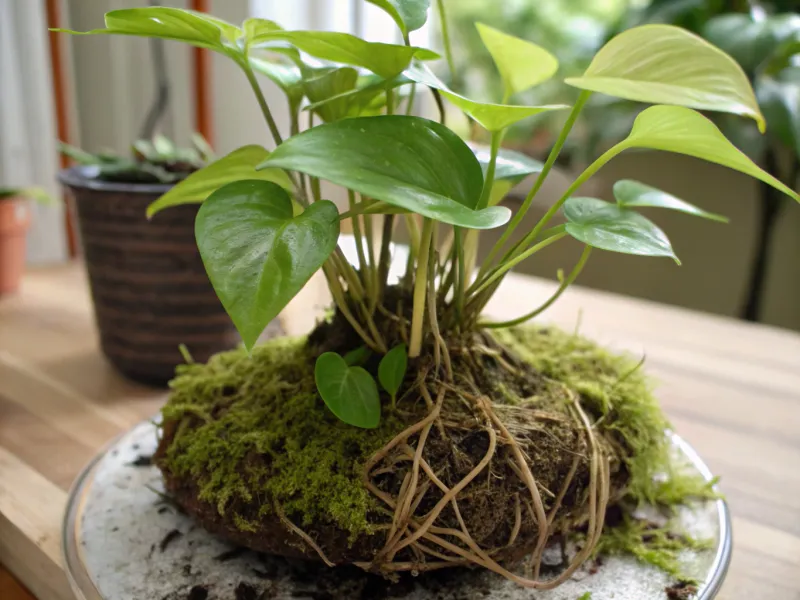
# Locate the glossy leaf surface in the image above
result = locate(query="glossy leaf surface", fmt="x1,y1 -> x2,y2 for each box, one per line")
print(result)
471,143 -> 544,183
757,77 -> 800,156
147,146 -> 292,217
566,25 -> 765,131
303,67 -> 360,122
616,106 -> 800,202
248,30 -> 436,78
475,23 -> 558,96
315,353 -> 381,429
564,197 -> 679,263
249,57 -> 305,107
260,116 -> 511,229
378,344 -> 407,400
366,0 -> 430,37
613,180 -> 728,223
196,180 -> 339,350
55,7 -> 241,57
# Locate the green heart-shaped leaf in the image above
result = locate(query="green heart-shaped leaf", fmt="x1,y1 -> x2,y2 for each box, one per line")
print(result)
54,7 -> 241,58
378,344 -> 408,402
305,73 -> 412,118
260,115 -> 511,229
315,352 -> 381,429
565,24 -> 765,131
196,180 -> 340,350
470,143 -> 544,184
147,146 -> 292,218
249,57 -> 305,107
613,180 -> 728,223
366,0 -> 430,37
564,196 -> 679,263
615,106 -> 800,203
248,30 -> 437,79
476,22 -> 558,97
405,63 -> 568,132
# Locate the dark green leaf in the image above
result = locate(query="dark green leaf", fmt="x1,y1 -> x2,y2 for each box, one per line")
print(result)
563,196 -> 679,263
378,344 -> 407,400
54,7 -> 241,58
344,345 -> 372,366
613,180 -> 728,223
470,143 -> 543,184
703,14 -> 800,74
757,77 -> 800,157
196,180 -> 340,350
305,73 -> 411,118
315,352 -> 381,429
249,57 -> 305,108
366,0 -> 430,37
147,145 -> 292,217
248,30 -> 437,79
260,116 -> 510,229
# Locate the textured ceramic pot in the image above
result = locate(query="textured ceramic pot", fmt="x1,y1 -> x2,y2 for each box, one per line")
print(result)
0,196 -> 30,295
59,166 -> 239,386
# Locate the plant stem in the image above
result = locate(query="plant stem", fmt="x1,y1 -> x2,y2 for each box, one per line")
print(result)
468,231 -> 567,299
348,190 -> 369,278
243,65 -> 284,147
481,91 -> 591,274
454,228 -> 466,320
436,0 -> 456,79
477,129 -> 503,210
377,214 -> 395,293
483,246 -> 592,328
405,83 -> 418,116
409,218 -> 434,358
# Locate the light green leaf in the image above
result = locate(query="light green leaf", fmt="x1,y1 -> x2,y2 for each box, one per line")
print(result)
305,73 -> 410,118
249,57 -> 305,107
615,106 -> 800,202
304,67 -> 360,122
260,116 -> 510,229
152,134 -> 175,158
366,0 -> 430,37
378,344 -> 407,402
565,24 -> 765,131
243,17 -> 282,46
613,180 -> 728,223
405,63 -> 568,132
248,30 -> 437,79
147,145 -> 292,217
315,352 -> 381,429
196,180 -> 339,349
564,196 -> 679,263
470,143 -> 544,184
475,22 -> 558,97
54,7 -> 241,58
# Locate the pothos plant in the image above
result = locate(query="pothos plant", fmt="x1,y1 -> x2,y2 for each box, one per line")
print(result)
60,1 -> 799,587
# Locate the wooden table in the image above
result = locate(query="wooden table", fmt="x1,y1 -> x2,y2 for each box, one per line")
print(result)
1,263 -> 799,600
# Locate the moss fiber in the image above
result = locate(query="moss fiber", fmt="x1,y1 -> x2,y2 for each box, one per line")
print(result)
159,325 -> 715,575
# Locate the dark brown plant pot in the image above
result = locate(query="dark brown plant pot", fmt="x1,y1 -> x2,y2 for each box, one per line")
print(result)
58,166 -> 240,387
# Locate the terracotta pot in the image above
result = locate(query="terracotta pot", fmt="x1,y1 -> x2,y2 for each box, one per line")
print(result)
0,197 -> 30,295
59,166 -> 240,387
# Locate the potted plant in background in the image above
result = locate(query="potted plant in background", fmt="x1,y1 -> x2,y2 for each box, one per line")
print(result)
59,2 -> 799,596
0,186 -> 50,295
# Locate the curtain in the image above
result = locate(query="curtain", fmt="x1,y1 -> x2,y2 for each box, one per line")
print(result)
0,0 -> 67,264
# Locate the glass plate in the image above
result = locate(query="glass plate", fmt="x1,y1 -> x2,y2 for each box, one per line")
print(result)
63,421 -> 731,600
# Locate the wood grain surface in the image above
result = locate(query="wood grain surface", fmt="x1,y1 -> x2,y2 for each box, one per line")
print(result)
1,262 -> 799,600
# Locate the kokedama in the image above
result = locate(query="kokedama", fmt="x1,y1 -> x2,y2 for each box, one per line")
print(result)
60,1 -> 800,592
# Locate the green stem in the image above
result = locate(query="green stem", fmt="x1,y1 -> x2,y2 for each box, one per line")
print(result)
405,83 -> 418,116
454,228 -> 466,321
386,89 -> 395,115
436,0 -> 456,78
509,143 -> 622,261
477,129 -> 503,210
468,231 -> 567,299
348,190 -> 369,278
409,219 -> 434,358
243,65 -> 284,147
482,245 -> 592,328
377,214 -> 395,293
481,91 -> 591,275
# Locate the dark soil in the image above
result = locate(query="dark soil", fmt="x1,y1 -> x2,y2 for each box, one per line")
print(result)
665,581 -> 698,600
129,454 -> 154,467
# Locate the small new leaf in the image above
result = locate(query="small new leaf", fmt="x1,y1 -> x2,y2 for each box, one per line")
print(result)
315,352 -> 381,429
196,180 -> 340,350
564,197 -> 679,264
378,344 -> 408,403
613,180 -> 728,223
344,345 -> 372,366
366,0 -> 430,38
147,145 -> 292,218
